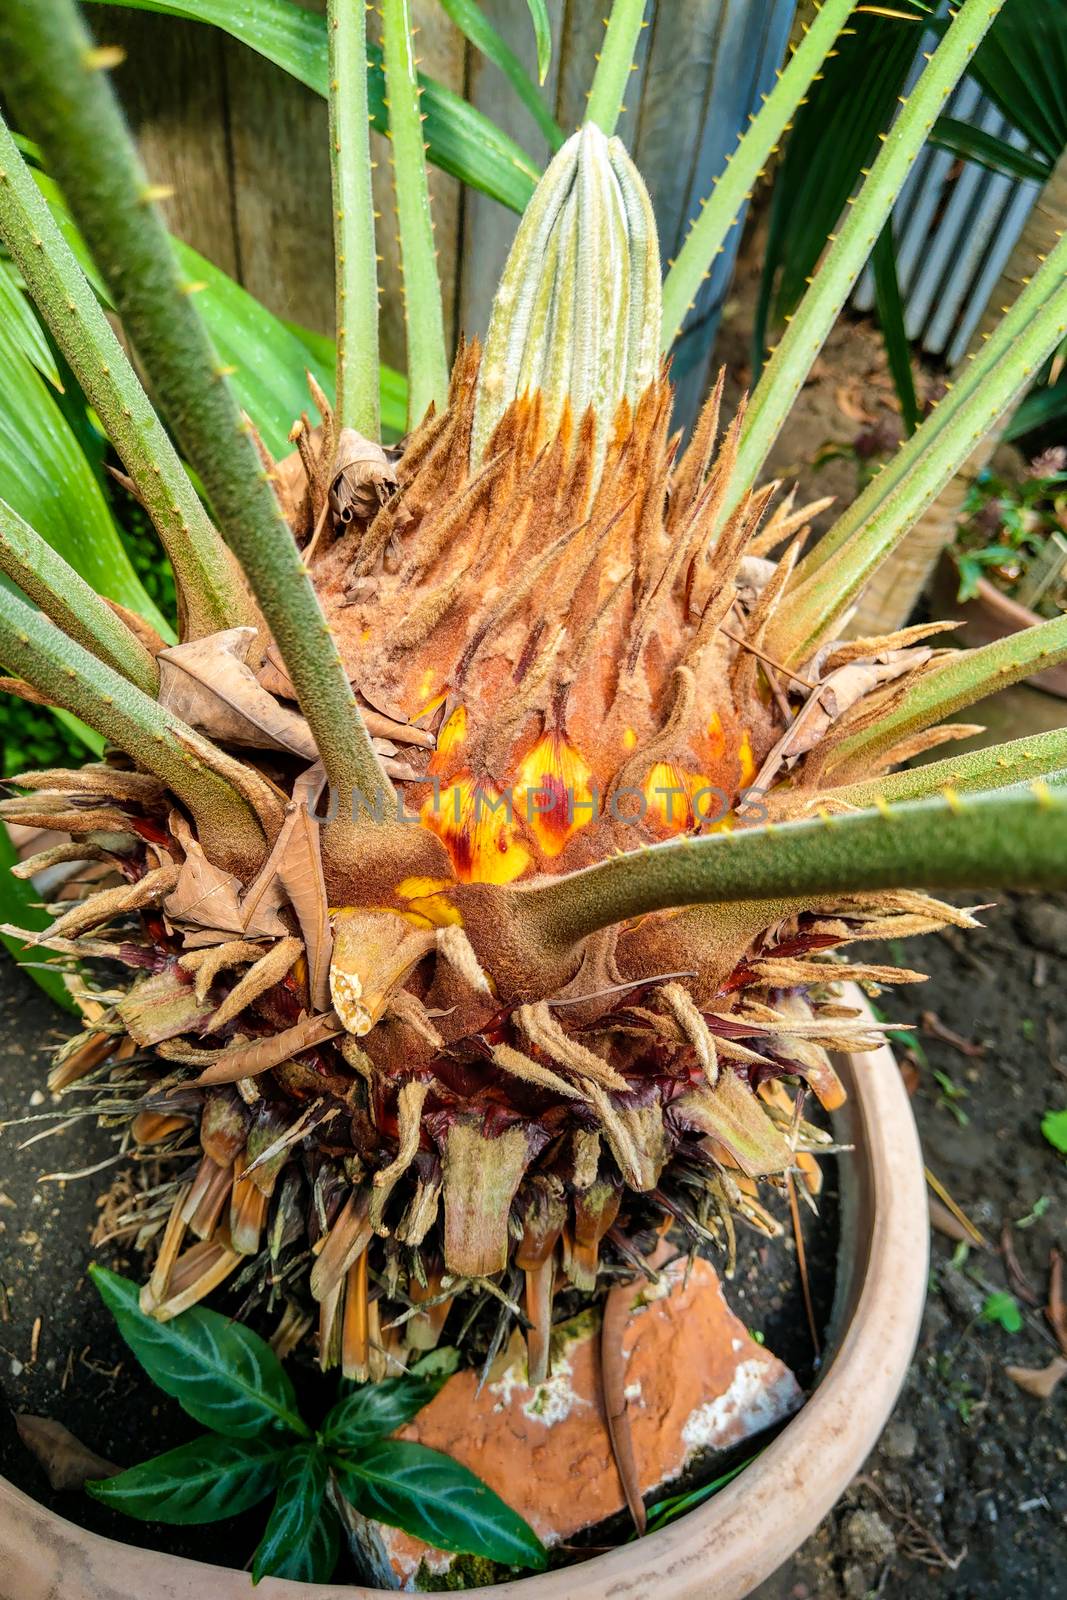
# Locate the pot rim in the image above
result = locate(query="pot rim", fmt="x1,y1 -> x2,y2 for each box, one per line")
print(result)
0,985 -> 927,1600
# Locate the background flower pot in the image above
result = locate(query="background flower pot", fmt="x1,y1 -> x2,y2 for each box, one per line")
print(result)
934,552 -> 1067,699
0,994 -> 927,1600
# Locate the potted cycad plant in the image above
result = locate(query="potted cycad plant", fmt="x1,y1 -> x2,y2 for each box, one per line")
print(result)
1,0 -> 1067,1593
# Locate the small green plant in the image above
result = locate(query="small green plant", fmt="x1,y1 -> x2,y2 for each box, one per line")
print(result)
933,1068 -> 970,1127
951,454 -> 1067,609
980,1290 -> 1023,1333
1041,1106 -> 1067,1154
86,1268 -> 545,1585
1016,1194 -> 1052,1228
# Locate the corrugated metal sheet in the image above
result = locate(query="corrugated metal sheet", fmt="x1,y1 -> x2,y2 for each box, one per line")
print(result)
854,27 -> 1042,367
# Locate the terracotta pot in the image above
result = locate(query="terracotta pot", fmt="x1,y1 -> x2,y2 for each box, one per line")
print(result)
934,552 -> 1067,698
0,992 -> 927,1600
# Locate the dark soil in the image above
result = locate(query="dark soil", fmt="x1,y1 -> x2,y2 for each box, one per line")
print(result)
0,892 -> 1064,1595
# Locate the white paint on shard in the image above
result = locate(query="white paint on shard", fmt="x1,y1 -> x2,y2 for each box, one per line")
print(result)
681,1359 -> 802,1455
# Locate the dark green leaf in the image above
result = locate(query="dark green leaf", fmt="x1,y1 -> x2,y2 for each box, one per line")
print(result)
929,116 -> 1051,182
643,1455 -> 752,1535
967,0 -> 1067,168
85,0 -> 541,213
1005,373 -> 1067,441
0,258 -> 60,386
437,0 -> 562,149
268,1499 -> 340,1583
0,291 -> 170,636
90,1267 -> 309,1440
871,220 -> 919,435
527,0 -> 552,85
87,1433 -> 286,1525
0,821 -> 76,1009
409,1345 -> 460,1379
336,1440 -> 546,1571
955,554 -> 984,602
170,239 -> 336,460
322,1376 -> 444,1452
252,1445 -> 338,1584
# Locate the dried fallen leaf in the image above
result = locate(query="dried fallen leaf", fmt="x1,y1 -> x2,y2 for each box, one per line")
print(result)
921,1011 -> 986,1059
601,1279 -> 647,1536
752,647 -> 933,788
835,382 -> 876,425
928,1196 -> 974,1246
1048,1248 -> 1067,1358
196,1011 -> 344,1086
157,627 -> 318,758
1000,1224 -> 1040,1307
164,813 -> 287,940
16,1415 -> 118,1490
265,801 -> 333,1012
1004,1357 -> 1067,1400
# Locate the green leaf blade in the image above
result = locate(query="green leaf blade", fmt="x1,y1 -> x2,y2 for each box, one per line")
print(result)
0,294 -> 170,638
252,1445 -> 337,1585
336,1440 -> 546,1571
322,1376 -> 443,1452
527,0 -> 552,85
980,1292 -> 1023,1333
871,220 -> 919,435
87,1433 -> 286,1525
0,820 -> 76,1009
1041,1107 -> 1067,1154
89,1267 -> 308,1440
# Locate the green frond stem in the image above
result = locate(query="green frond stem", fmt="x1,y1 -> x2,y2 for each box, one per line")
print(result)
0,117 -> 258,644
438,0 -> 564,152
585,0 -> 646,137
380,0 -> 450,428
660,0 -> 855,351
507,786 -> 1067,953
0,584 -> 272,873
0,497 -> 159,696
825,727 -> 1067,810
328,0 -> 380,437
722,0 -> 1004,526
822,613 -> 1067,783
767,253 -> 1067,665
795,229 -> 1067,585
0,0 -> 392,821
